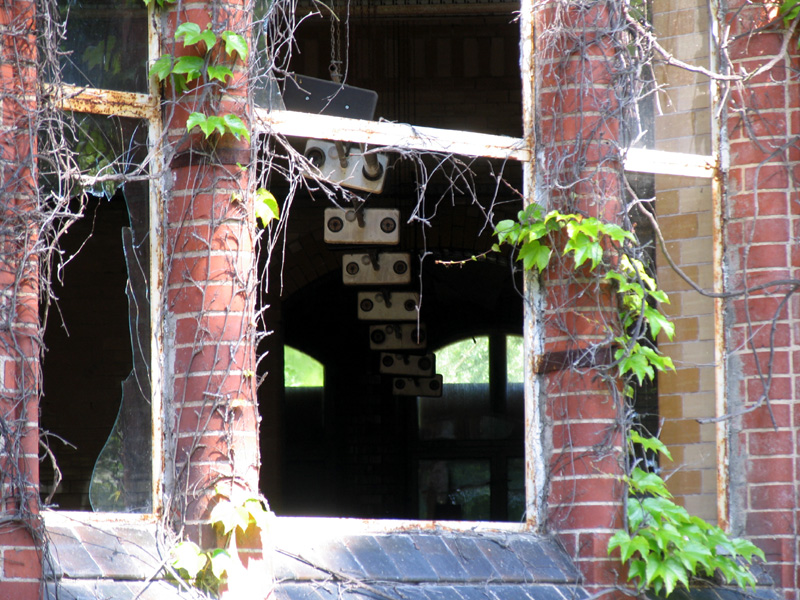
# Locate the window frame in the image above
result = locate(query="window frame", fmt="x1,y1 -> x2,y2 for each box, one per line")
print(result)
47,2 -> 165,519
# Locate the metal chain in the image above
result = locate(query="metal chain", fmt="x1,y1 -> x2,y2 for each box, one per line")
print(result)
329,0 -> 342,81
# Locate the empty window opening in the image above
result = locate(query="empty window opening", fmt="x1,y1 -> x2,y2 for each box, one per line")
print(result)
416,335 -> 524,521
257,3 -> 526,522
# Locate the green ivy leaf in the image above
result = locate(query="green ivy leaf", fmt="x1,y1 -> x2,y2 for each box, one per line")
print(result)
780,0 -> 800,24
207,64 -> 234,83
210,498 -> 251,535
175,22 -> 201,42
731,537 -> 766,562
629,467 -> 672,498
494,219 -> 519,245
630,430 -> 673,461
607,530 -> 629,556
176,22 -> 217,50
602,222 -> 636,243
221,31 -> 249,60
564,231 -> 603,270
186,112 -> 210,136
206,116 -> 228,137
243,496 -> 271,529
222,114 -> 250,141
643,305 -> 674,339
208,548 -> 233,580
150,55 -> 174,81
518,240 -> 552,272
172,541 -> 208,579
254,188 -> 280,226
172,56 -> 205,82
627,559 -> 646,586
677,540 -> 712,573
643,496 -> 690,524
616,346 -> 653,385
658,556 -> 690,596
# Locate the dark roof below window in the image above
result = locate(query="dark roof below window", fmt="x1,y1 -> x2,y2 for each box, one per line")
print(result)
270,519 -> 585,600
43,515 -> 586,600
44,514 -> 782,600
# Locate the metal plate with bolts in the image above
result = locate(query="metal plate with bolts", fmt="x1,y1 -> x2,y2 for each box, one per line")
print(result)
357,291 -> 419,321
324,208 -> 400,245
379,353 -> 435,376
304,140 -> 388,194
392,375 -> 443,397
369,323 -> 427,351
342,252 -> 411,285
282,74 -> 379,119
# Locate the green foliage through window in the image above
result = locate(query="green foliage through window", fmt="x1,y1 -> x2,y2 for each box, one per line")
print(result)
436,337 -> 489,384
284,346 -> 323,388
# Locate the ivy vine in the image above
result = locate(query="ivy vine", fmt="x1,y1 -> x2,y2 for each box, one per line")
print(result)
610,432 -> 764,595
171,488 -> 272,596
149,10 -> 250,141
493,207 -> 764,596
494,204 -> 674,392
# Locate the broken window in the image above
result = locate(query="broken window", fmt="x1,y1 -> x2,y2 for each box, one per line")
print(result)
39,112 -> 153,512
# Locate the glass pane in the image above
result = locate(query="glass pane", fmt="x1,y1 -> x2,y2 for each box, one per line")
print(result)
506,334 -> 524,383
58,0 -> 148,92
284,346 -> 324,440
419,337 -> 490,440
40,115 -> 151,512
506,334 -> 524,426
507,457 -> 525,523
89,180 -> 151,512
418,459 -> 490,520
42,113 -> 149,199
420,336 -> 522,440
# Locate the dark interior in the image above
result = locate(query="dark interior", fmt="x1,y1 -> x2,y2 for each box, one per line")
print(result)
258,3 -> 527,520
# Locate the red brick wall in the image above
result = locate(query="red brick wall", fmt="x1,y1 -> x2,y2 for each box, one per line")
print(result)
0,0 -> 44,596
725,2 -> 800,596
162,0 -> 260,551
535,1 -> 626,592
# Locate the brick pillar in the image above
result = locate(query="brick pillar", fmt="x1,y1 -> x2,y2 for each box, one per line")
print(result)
0,0 -> 43,596
163,0 -> 260,550
724,3 -> 799,596
535,0 -> 626,592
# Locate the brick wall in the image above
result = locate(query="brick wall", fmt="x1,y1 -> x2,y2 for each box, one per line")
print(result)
724,2 -> 800,595
161,0 -> 261,561
536,1 -> 626,591
0,0 -> 44,596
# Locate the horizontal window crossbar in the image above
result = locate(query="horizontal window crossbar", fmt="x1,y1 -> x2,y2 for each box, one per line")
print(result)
51,84 -> 158,120
624,147 -> 715,179
254,108 -> 531,162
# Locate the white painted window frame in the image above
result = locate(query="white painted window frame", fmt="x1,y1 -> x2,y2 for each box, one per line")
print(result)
47,3 -> 165,519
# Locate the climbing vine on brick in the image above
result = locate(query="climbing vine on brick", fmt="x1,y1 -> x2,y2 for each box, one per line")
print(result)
493,207 -> 765,595
493,204 -> 675,393
609,432 -> 764,595
149,9 -> 250,141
